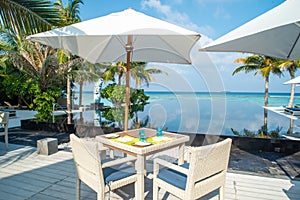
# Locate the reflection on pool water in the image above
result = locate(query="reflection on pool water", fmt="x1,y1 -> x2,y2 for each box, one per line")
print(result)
73,92 -> 300,136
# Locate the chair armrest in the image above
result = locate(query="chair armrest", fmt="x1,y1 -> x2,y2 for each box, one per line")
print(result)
154,158 -> 189,177
185,146 -> 193,162
102,156 -> 136,168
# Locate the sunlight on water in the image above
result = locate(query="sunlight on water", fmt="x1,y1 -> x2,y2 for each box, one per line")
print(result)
73,91 -> 300,135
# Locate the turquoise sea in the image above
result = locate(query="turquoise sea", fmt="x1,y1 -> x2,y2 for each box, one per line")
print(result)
74,91 -> 300,136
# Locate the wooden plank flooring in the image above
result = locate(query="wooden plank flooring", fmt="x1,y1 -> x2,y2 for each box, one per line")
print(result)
0,142 -> 299,200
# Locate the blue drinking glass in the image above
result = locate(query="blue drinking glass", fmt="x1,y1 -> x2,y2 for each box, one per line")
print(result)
139,130 -> 146,142
156,127 -> 163,137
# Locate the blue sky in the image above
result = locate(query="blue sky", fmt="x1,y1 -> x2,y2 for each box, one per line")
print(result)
71,0 -> 296,93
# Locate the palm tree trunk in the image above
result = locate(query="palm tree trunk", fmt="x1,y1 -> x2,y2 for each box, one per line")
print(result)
67,76 -> 71,112
79,82 -> 83,107
288,70 -> 295,108
67,75 -> 72,124
264,75 -> 269,107
263,76 -> 269,136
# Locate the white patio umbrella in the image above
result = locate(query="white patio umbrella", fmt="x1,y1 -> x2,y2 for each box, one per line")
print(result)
283,76 -> 300,85
200,0 -> 300,61
27,8 -> 200,130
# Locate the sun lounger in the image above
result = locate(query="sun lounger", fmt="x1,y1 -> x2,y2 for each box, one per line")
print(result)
53,98 -> 67,111
0,110 -> 16,118
284,107 -> 300,115
294,104 -> 300,108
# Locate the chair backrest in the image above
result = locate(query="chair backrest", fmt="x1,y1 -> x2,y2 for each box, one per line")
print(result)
0,112 -> 9,124
187,138 -> 232,188
70,134 -> 105,193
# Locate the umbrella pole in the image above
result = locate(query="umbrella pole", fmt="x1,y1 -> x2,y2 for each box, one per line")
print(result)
124,35 -> 133,131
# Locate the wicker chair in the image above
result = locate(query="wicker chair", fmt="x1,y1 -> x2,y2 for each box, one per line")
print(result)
0,111 -> 9,150
153,138 -> 232,200
70,134 -> 137,200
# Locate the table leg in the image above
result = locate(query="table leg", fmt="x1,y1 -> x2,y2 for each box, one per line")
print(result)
178,144 -> 185,165
135,154 -> 145,200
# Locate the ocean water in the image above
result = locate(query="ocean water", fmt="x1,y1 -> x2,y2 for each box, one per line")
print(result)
73,91 -> 300,136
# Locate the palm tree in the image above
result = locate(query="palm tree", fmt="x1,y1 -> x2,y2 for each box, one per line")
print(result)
54,0 -> 83,112
234,55 -> 282,107
0,0 -> 60,36
72,62 -> 103,107
233,55 -> 282,135
102,62 -> 164,126
54,0 -> 83,25
101,62 -> 126,85
130,62 -> 164,88
278,60 -> 300,108
0,30 -> 61,90
102,62 -> 164,87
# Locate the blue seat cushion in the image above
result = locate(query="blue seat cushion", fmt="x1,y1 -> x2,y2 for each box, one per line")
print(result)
103,164 -> 136,184
0,126 -> 4,132
157,163 -> 189,190
286,107 -> 300,111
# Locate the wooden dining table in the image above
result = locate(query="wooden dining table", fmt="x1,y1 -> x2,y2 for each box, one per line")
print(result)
96,128 -> 190,200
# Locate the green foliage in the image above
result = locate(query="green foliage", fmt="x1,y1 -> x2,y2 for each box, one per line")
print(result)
230,128 -> 240,136
269,127 -> 282,138
101,83 -> 150,125
101,83 -> 126,107
101,107 -> 125,123
130,88 -> 150,115
0,0 -> 61,36
231,125 -> 283,138
31,89 -> 60,121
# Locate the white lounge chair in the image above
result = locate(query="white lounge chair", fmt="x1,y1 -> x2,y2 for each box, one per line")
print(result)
153,138 -> 232,200
0,112 -> 9,150
284,107 -> 300,115
70,134 -> 137,200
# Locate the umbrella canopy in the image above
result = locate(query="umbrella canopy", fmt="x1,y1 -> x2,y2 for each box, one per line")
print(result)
200,0 -> 300,61
283,76 -> 300,84
27,8 -> 200,130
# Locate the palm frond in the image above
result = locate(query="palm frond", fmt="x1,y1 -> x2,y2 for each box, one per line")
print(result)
0,0 -> 61,36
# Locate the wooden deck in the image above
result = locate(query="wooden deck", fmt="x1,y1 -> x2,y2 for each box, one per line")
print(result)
0,142 -> 299,200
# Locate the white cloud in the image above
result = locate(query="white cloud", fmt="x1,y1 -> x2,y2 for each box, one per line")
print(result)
141,0 -> 210,34
214,6 -> 231,20
197,0 -> 239,5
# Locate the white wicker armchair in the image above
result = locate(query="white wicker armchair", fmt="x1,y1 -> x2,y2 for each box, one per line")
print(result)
153,138 -> 232,200
70,134 -> 137,200
0,112 -> 9,150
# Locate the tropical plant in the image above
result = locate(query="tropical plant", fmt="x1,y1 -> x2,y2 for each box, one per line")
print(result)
2,67 -> 39,107
129,62 -> 164,88
101,62 -> 126,84
101,83 -> 126,107
101,83 -> 150,128
56,51 -> 85,111
130,88 -> 150,122
0,0 -> 60,36
0,0 -> 66,111
54,0 -> 83,26
233,55 -> 282,135
231,125 -> 282,138
72,62 -> 103,107
102,62 -> 164,87
277,60 -> 300,107
101,62 -> 163,126
0,28 -> 65,105
32,89 -> 60,121
54,0 -> 84,111
233,55 -> 282,107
